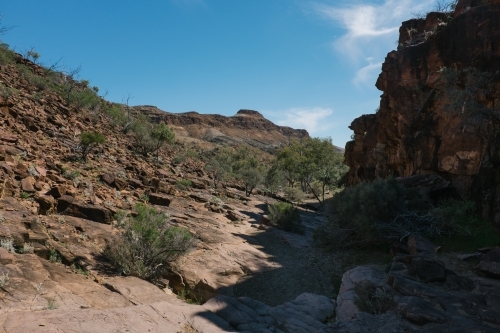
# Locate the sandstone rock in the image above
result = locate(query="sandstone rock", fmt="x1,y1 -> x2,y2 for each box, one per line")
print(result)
336,265 -> 387,321
476,247 -> 500,278
35,195 -> 56,215
343,4 -> 500,226
190,178 -> 209,189
407,234 -> 438,256
101,172 -> 115,186
14,163 -> 29,178
127,178 -> 144,189
113,177 -> 128,190
0,144 -> 24,156
103,276 -> 174,305
189,193 -> 212,203
35,166 -> 47,177
203,293 -> 335,333
147,193 -> 171,206
48,185 -> 66,198
333,245 -> 500,333
408,255 -> 446,282
21,176 -> 35,193
57,195 -> 113,224
0,247 -> 15,264
226,210 -> 244,222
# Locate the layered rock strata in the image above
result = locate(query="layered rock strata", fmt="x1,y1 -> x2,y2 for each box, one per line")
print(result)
344,1 -> 500,223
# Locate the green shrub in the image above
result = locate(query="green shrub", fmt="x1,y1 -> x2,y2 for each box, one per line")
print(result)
0,43 -> 15,65
130,117 -> 175,159
268,202 -> 304,234
354,284 -> 395,315
105,204 -> 192,282
49,249 -> 62,263
173,149 -> 199,165
430,199 -> 500,252
63,169 -> 80,180
105,104 -> 127,127
71,88 -> 101,110
0,82 -> 18,99
314,177 -> 495,249
283,187 -> 305,203
80,131 -> 105,160
176,179 -> 192,191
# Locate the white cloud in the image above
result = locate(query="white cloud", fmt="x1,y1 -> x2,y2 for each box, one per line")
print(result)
353,58 -> 382,86
314,0 -> 435,62
272,107 -> 334,135
311,0 -> 436,85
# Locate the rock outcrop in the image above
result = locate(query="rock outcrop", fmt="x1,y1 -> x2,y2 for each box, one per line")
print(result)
327,235 -> 500,332
0,249 -> 335,333
344,1 -> 500,223
134,106 -> 309,151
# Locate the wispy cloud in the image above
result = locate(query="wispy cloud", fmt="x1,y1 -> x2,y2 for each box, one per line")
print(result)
269,107 -> 335,135
311,0 -> 435,85
353,58 -> 382,86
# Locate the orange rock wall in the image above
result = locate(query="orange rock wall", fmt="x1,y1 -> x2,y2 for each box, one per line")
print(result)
345,2 -> 500,222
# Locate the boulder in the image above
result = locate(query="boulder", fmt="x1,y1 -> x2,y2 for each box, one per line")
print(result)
35,195 -> 56,215
147,193 -> 171,206
57,195 -> 113,224
476,247 -> 500,278
336,265 -> 387,321
101,173 -> 115,186
113,177 -> 128,190
128,178 -> 144,189
20,177 -> 35,193
408,255 -> 446,282
407,234 -> 438,256
47,185 -> 66,198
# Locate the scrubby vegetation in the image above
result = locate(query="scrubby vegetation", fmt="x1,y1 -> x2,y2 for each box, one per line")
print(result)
269,137 -> 348,204
202,137 -> 348,201
268,202 -> 304,234
105,204 -> 192,282
203,145 -> 268,196
176,179 -> 192,190
0,35 -> 177,164
79,132 -> 106,161
314,177 -> 500,249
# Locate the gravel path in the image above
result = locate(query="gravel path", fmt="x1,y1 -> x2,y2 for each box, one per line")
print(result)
232,208 -> 386,306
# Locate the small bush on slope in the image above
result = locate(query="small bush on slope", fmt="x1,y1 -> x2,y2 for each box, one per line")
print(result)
268,202 -> 304,234
80,131 -> 105,161
105,204 -> 192,282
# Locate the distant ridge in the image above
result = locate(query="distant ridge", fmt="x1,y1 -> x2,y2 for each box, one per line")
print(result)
133,105 -> 309,152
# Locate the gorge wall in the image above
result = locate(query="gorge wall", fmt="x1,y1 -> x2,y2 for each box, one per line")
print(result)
344,1 -> 500,223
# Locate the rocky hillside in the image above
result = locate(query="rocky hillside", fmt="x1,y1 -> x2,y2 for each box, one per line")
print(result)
345,0 -> 500,224
0,44 -> 348,332
134,105 -> 309,152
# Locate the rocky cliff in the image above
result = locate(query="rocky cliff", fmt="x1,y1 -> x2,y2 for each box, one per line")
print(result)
345,1 -> 500,224
134,105 -> 309,151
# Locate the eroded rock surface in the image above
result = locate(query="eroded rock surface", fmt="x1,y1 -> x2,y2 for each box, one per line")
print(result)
328,236 -> 500,332
344,1 -> 500,225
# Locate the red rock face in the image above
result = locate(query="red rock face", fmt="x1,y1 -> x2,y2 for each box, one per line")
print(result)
345,3 -> 500,222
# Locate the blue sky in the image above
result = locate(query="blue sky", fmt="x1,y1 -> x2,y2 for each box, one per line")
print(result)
0,0 -> 437,147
